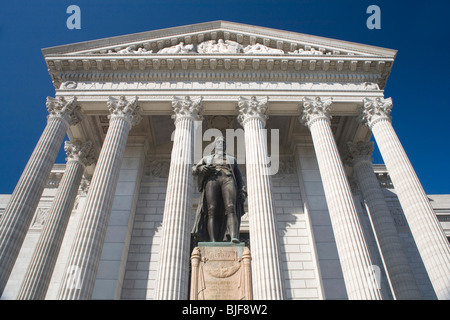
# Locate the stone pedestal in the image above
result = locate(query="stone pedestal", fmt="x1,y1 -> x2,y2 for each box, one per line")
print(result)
190,243 -> 252,300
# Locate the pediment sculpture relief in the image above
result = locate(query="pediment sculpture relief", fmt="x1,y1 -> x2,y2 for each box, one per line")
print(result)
243,43 -> 284,54
108,46 -> 153,54
288,47 -> 330,55
197,39 -> 243,54
103,39 -> 349,56
157,42 -> 196,54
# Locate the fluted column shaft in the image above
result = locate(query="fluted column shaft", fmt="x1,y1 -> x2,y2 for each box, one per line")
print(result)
155,96 -> 202,300
346,141 -> 421,299
238,96 -> 285,300
17,141 -> 96,300
57,96 -> 141,300
0,97 -> 81,297
361,97 -> 450,300
302,97 -> 381,300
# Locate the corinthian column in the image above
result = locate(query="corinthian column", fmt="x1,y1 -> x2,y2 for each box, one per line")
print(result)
0,96 -> 82,297
360,97 -> 450,300
155,96 -> 202,300
17,140 -> 96,300
237,96 -> 285,300
344,141 -> 421,299
301,97 -> 381,300
57,96 -> 141,300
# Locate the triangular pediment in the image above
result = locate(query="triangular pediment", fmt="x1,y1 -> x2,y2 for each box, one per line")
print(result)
42,21 -> 396,58
43,21 -> 397,89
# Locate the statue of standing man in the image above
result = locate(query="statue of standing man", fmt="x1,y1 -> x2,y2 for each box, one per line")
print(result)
192,137 -> 247,243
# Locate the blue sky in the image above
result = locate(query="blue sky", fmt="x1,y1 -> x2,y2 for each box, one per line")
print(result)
0,0 -> 449,194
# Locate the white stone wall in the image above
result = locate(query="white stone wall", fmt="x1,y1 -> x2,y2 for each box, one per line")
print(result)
46,195 -> 86,298
120,158 -> 168,300
381,187 -> 437,299
92,142 -> 146,299
428,194 -> 450,240
2,188 -> 57,299
45,142 -> 146,299
0,195 -> 11,212
272,161 -> 321,300
294,145 -> 347,299
351,192 -> 394,300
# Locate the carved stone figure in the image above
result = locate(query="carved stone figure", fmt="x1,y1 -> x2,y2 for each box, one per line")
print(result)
288,47 -> 324,55
157,42 -> 195,54
115,46 -> 151,54
197,39 -> 243,54
192,137 -> 247,243
243,43 -> 284,54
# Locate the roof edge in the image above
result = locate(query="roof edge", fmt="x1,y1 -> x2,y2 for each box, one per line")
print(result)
41,20 -> 397,58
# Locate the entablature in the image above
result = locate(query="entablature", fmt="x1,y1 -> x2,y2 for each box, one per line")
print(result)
46,55 -> 392,90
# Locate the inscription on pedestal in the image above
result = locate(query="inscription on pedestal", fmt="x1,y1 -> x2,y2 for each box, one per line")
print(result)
190,243 -> 252,300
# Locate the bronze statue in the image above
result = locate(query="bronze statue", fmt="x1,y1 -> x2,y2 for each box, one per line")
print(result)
192,137 -> 247,243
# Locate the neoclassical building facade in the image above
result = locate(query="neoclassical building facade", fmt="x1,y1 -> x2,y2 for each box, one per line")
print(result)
0,21 -> 449,300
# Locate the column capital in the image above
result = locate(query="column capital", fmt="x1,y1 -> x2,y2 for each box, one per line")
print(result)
171,96 -> 203,124
237,96 -> 269,126
343,141 -> 374,167
360,97 -> 393,128
46,96 -> 83,127
107,96 -> 142,127
300,96 -> 332,128
64,140 -> 97,167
